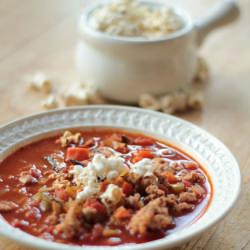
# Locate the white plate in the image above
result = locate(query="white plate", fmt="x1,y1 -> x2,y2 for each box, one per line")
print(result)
0,105 -> 241,250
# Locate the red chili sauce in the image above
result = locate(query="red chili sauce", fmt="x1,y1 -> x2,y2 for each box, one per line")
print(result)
0,129 -> 212,246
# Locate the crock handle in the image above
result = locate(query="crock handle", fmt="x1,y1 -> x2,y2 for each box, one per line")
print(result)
196,0 -> 240,46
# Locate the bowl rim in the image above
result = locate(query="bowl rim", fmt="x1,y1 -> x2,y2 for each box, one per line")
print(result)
79,0 -> 194,45
0,105 -> 241,250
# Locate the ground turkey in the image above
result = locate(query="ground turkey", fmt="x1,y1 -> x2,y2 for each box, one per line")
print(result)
183,171 -> 206,184
55,201 -> 83,239
144,184 -> 165,202
125,193 -> 144,210
128,197 -> 173,236
179,192 -> 197,203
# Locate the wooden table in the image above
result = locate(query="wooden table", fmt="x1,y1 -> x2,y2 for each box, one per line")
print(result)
0,0 -> 249,249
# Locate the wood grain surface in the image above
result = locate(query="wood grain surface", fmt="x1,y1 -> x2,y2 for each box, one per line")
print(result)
0,0 -> 249,249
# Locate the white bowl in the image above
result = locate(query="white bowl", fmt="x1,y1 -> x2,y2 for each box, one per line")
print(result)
0,105 -> 241,250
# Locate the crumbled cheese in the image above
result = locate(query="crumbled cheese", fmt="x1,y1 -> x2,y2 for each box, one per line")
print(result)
70,154 -> 128,201
107,170 -> 120,180
71,165 -> 98,187
28,72 -> 52,94
100,184 -> 123,207
70,164 -> 84,180
76,185 -> 98,201
89,0 -> 183,38
71,165 -> 99,201
41,94 -> 59,110
88,154 -> 128,180
131,158 -> 154,177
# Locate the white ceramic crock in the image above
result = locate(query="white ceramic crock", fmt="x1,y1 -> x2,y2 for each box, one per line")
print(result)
76,0 -> 240,104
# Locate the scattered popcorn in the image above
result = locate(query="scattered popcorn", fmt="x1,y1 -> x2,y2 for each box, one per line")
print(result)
27,56 -> 208,114
61,82 -> 106,106
172,91 -> 188,112
138,93 -> 160,111
89,0 -> 183,38
139,90 -> 199,114
41,95 -> 59,110
140,87 -> 205,114
28,72 -> 52,94
62,83 -> 88,106
138,56 -> 208,114
160,95 -> 175,114
195,57 -> 209,83
85,87 -> 107,104
188,88 -> 204,110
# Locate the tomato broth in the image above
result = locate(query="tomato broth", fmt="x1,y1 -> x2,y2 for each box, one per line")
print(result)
0,129 -> 212,246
